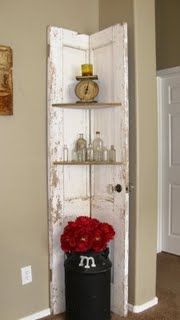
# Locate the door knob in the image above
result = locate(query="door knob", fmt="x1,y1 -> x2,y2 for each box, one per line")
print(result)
115,184 -> 122,193
107,184 -> 122,194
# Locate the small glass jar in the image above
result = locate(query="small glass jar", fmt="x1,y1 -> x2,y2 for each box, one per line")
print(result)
92,131 -> 103,162
103,146 -> 108,162
77,149 -> 86,162
76,133 -> 87,151
63,145 -> 68,162
81,64 -> 93,76
72,149 -> 77,162
86,143 -> 94,161
109,145 -> 116,162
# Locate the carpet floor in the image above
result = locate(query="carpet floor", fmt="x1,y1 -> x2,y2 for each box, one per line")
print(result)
44,252 -> 180,320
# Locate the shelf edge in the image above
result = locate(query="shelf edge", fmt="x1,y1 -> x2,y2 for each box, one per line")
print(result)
53,161 -> 124,165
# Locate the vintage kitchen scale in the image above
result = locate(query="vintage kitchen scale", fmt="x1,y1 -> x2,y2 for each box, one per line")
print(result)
75,64 -> 99,103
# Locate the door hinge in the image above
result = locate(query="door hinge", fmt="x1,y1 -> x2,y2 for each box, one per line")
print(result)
47,44 -> 50,58
126,183 -> 135,193
49,268 -> 52,282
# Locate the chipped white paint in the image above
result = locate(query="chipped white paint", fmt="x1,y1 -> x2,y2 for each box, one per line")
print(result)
90,24 -> 129,316
47,26 -> 90,314
47,24 -> 129,316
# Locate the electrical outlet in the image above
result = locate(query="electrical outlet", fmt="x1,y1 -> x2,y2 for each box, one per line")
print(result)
21,265 -> 32,285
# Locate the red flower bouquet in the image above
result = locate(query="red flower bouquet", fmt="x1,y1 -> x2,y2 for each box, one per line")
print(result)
60,216 -> 115,253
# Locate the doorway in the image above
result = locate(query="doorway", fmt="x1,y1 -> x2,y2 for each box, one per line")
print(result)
157,66 -> 180,255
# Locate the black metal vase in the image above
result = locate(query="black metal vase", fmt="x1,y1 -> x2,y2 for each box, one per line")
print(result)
64,248 -> 112,320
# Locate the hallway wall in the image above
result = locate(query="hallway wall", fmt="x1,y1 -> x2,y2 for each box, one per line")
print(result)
156,0 -> 180,69
99,0 -> 157,306
0,1 -> 98,319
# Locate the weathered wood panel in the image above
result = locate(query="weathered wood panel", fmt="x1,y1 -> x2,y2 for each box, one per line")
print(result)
47,26 -> 89,314
90,24 -> 129,316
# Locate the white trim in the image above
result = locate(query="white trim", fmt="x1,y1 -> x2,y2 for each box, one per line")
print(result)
128,297 -> 158,313
157,76 -> 163,253
157,66 -> 180,77
19,308 -> 51,320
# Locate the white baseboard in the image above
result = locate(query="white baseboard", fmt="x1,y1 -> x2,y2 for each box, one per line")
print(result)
19,308 -> 51,320
128,296 -> 158,313
18,297 -> 158,318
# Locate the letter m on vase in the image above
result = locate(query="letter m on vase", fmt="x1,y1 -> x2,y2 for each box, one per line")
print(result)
79,255 -> 96,269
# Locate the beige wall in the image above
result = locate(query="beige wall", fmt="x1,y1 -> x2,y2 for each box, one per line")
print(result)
0,1 -> 98,319
134,0 -> 157,304
156,0 -> 180,70
99,0 -> 157,306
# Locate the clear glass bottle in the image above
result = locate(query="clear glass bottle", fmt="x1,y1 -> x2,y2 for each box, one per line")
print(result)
63,145 -> 68,162
77,149 -> 86,162
72,148 -> 77,162
103,146 -> 108,162
86,143 -> 94,161
109,145 -> 116,162
92,131 -> 103,162
76,133 -> 87,151
76,133 -> 87,162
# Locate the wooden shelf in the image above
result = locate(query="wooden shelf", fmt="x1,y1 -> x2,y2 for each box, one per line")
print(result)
52,102 -> 121,109
76,75 -> 98,80
53,161 -> 123,165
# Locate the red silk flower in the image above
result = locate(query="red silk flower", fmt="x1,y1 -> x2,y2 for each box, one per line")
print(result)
60,216 -> 115,253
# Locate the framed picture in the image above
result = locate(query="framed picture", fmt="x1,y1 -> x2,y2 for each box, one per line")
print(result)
0,45 -> 13,115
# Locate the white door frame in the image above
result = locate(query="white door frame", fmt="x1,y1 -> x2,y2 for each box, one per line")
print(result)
157,66 -> 180,253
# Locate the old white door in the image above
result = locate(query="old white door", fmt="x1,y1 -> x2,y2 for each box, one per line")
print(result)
158,69 -> 180,255
89,25 -> 129,316
47,24 -> 129,316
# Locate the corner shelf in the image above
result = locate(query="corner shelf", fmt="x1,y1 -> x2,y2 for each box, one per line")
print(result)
53,161 -> 123,165
52,102 -> 121,109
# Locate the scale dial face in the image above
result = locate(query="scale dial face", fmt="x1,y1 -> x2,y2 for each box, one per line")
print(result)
75,79 -> 99,102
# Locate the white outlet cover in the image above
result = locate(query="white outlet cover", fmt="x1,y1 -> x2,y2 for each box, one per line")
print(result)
21,265 -> 32,285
